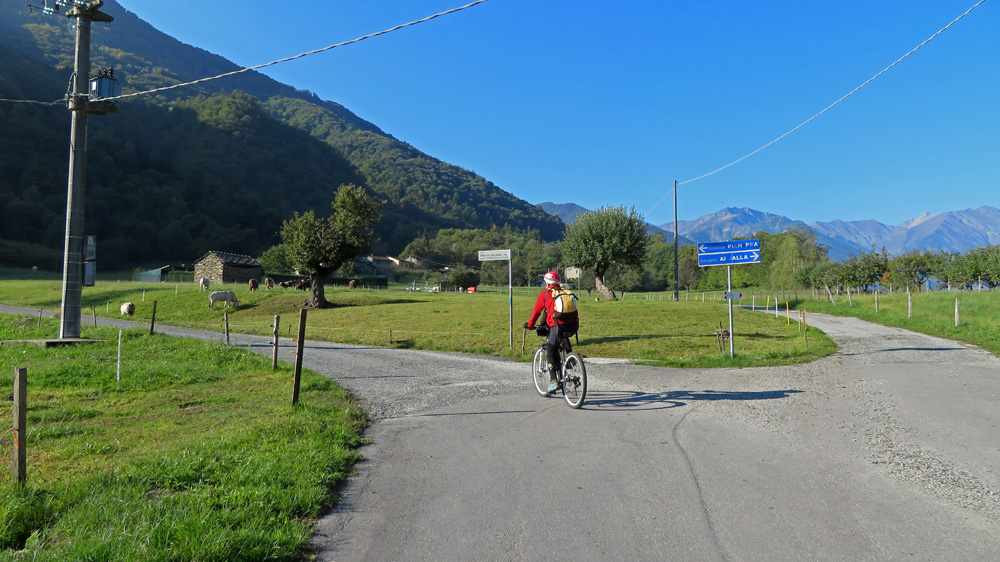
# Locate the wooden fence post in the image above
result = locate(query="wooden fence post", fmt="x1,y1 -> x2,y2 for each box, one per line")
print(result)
149,300 -> 158,335
116,330 -> 123,383
955,298 -> 960,327
802,310 -> 808,348
908,291 -> 913,319
292,309 -> 307,405
224,312 -> 230,345
13,367 -> 27,484
272,315 -> 280,370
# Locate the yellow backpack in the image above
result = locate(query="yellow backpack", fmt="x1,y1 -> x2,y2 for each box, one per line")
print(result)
550,288 -> 578,322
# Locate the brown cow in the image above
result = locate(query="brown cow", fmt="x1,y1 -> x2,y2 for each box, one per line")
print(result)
295,279 -> 311,291
249,279 -> 259,292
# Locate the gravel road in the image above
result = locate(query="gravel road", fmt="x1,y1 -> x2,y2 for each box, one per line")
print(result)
3,305 -> 998,560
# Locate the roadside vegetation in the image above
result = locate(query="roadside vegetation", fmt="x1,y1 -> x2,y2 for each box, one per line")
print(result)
0,315 -> 366,561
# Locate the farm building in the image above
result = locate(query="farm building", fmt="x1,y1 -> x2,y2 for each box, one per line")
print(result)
193,251 -> 262,285
136,265 -> 172,282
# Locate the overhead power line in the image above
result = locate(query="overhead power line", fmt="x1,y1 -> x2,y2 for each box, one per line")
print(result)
644,0 -> 989,219
0,0 -> 490,106
0,97 -> 63,105
106,0 -> 491,102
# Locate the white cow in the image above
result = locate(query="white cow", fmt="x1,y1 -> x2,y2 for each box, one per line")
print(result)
199,277 -> 211,291
208,290 -> 238,310
120,302 -> 135,316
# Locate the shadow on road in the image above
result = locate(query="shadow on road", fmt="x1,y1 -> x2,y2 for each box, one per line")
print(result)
584,388 -> 804,411
838,346 -> 964,355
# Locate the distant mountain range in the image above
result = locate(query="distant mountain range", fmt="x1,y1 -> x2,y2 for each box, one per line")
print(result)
540,204 -> 1000,261
538,202 -> 697,247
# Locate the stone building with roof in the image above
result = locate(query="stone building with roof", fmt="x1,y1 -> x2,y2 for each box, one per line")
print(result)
193,251 -> 262,285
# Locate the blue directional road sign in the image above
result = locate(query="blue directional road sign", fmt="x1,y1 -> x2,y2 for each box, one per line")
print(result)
697,239 -> 761,267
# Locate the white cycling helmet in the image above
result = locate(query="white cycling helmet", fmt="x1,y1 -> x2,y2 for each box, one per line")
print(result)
543,271 -> 560,285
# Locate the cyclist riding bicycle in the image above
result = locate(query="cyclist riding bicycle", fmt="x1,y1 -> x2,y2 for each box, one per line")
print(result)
524,271 -> 579,395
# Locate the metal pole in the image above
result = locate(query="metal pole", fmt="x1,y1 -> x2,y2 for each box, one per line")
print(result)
508,252 -> 513,348
727,265 -> 734,359
673,180 -> 679,302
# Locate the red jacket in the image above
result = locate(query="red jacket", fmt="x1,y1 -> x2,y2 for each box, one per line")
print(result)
527,284 -> 577,327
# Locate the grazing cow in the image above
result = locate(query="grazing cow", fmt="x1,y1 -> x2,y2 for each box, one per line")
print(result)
348,279 -> 357,289
264,277 -> 275,290
199,277 -> 210,291
209,290 -> 239,310
295,279 -> 311,291
120,302 -> 135,316
278,280 -> 296,288
248,278 -> 259,292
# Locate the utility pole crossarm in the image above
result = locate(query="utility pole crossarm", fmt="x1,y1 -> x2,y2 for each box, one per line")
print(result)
67,1 -> 113,23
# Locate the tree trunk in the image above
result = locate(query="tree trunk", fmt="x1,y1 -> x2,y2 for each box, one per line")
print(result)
309,270 -> 331,308
595,272 -> 617,301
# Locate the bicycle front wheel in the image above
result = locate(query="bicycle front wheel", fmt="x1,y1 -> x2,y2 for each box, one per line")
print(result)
532,346 -> 550,396
561,352 -> 587,408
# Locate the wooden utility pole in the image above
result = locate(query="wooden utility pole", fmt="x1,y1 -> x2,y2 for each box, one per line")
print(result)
673,180 -> 679,302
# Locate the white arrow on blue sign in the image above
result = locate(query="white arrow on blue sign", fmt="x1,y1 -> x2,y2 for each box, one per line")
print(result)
697,239 -> 761,267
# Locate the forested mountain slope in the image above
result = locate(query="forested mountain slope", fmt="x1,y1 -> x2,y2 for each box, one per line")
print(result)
0,1 -> 562,268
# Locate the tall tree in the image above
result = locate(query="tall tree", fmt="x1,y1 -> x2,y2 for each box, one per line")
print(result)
842,249 -> 890,292
890,250 -> 943,291
561,205 -> 649,300
281,184 -> 384,308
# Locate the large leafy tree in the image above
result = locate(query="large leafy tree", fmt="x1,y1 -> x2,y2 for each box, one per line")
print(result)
889,250 -> 943,291
281,184 -> 384,308
842,249 -> 890,292
561,205 -> 649,300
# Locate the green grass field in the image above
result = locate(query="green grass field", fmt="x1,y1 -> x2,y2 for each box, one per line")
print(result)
0,315 -> 366,561
0,279 -> 835,368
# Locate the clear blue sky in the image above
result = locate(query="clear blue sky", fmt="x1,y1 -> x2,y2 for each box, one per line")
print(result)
114,0 -> 998,227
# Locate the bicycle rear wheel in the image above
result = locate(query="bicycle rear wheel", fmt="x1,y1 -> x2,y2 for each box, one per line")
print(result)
561,352 -> 587,408
532,346 -> 550,396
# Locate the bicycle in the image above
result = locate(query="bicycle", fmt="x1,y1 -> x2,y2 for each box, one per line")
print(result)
530,325 -> 587,408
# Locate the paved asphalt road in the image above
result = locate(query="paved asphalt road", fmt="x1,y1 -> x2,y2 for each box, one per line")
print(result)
3,305 -> 998,561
